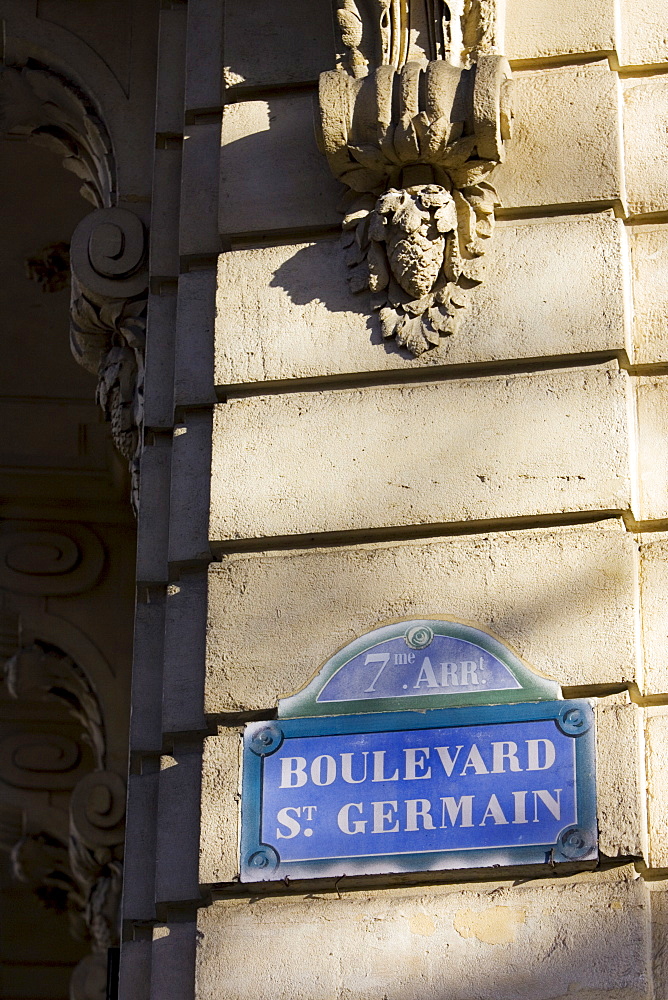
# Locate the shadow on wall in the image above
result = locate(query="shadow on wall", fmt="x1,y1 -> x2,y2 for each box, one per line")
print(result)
208,526 -> 636,708
268,240 -> 415,359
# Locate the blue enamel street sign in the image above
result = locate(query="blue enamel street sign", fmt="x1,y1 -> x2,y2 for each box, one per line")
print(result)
240,620 -> 597,882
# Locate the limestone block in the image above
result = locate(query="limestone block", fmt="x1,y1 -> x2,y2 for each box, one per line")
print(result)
650,883 -> 668,1000
632,225 -> 668,365
205,520 -> 637,714
185,0 -> 224,111
639,533 -> 668,696
144,291 -> 176,428
174,268 -> 217,407
494,64 -> 621,210
196,871 -> 650,1000
214,215 -> 629,385
122,770 -> 159,920
624,79 -> 668,217
136,437 -> 171,585
635,376 -> 668,522
505,0 -> 615,62
162,572 -> 207,735
646,708 -> 668,868
155,749 -> 203,904
209,365 -> 631,542
595,693 -> 646,859
223,0 -> 336,89
150,149 -> 182,278
131,597 -> 166,754
119,940 -> 152,1000
149,921 -> 197,1000
219,95 -> 341,237
168,410 -> 212,566
200,728 -> 242,884
180,122 -> 221,256
619,0 -> 668,68
155,6 -> 186,135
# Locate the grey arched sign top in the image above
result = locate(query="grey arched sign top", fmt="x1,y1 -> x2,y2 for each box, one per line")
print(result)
278,619 -> 562,719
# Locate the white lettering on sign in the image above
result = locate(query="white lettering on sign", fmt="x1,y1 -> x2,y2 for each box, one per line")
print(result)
441,795 -> 474,828
275,737 -> 565,840
279,738 -> 558,788
372,750 -> 399,782
340,752 -> 368,783
363,653 -> 390,693
404,747 -> 431,780
533,789 -> 562,821
280,756 -> 307,788
359,651 -> 495,696
413,656 -> 487,689
276,805 -> 318,839
331,790 -> 562,835
276,806 -> 301,839
337,802 -> 366,834
311,755 -> 336,786
372,800 -> 399,834
527,739 -> 556,770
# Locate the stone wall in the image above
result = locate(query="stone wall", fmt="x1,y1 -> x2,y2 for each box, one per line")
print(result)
121,2 -> 668,998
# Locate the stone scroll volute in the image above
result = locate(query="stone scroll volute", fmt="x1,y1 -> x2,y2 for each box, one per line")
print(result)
69,207 -> 148,505
317,0 -> 512,355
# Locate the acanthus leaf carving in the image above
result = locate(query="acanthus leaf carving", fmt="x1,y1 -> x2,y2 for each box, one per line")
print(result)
5,642 -> 106,769
0,64 -> 113,207
69,770 -> 125,953
318,0 -> 512,355
3,642 -> 126,992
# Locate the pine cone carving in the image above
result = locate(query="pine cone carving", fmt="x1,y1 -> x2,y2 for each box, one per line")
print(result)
370,185 -> 457,298
386,226 -> 445,298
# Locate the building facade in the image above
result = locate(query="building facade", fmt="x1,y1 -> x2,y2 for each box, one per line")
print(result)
2,2 -> 668,999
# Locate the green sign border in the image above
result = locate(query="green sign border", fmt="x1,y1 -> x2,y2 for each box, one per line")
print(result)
278,618 -> 562,719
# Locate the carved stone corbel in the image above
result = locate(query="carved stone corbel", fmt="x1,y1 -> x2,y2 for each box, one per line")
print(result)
69,207 -> 148,506
3,642 -> 126,1000
317,0 -> 512,355
0,63 -> 148,508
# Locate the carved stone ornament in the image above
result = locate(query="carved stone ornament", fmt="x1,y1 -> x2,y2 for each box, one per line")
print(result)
0,524 -> 104,596
317,0 -> 512,355
0,64 -> 148,509
69,207 -> 148,506
2,643 -> 125,1000
0,64 -> 113,207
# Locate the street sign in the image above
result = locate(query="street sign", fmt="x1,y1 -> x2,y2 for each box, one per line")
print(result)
240,619 -> 597,882
278,619 -> 561,717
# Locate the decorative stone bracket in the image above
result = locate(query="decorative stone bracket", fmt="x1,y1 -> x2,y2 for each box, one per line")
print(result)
3,642 -> 126,1000
0,64 -> 148,509
69,207 -> 148,507
317,0 -> 512,355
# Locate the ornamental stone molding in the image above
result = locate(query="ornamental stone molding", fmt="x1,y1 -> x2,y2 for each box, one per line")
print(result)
317,0 -> 512,355
0,64 -> 113,207
0,63 -> 149,508
0,524 -> 105,596
69,207 -> 148,506
2,642 -> 125,1000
